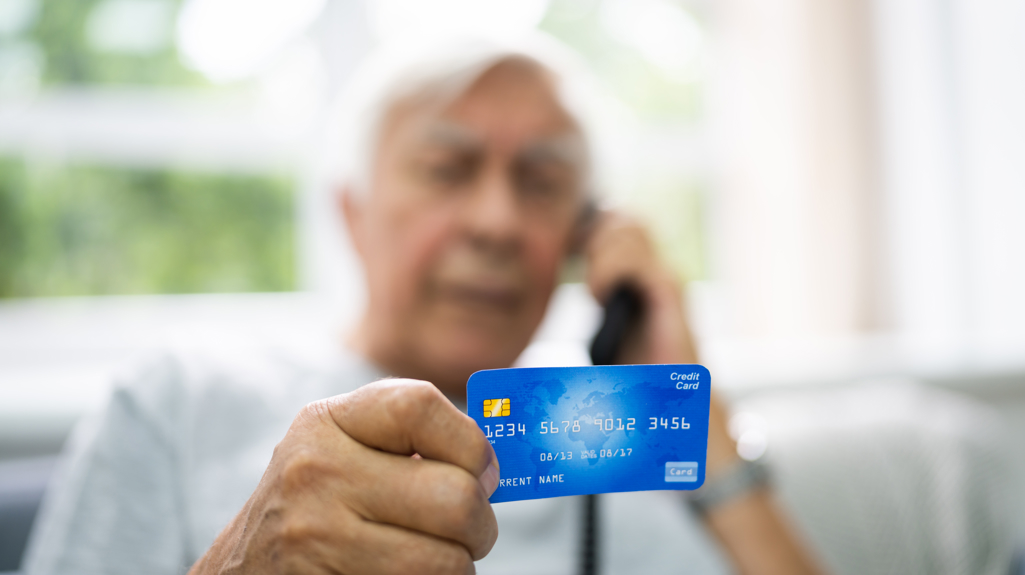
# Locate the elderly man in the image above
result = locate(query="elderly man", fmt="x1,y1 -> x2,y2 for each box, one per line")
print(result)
25,38 -> 821,575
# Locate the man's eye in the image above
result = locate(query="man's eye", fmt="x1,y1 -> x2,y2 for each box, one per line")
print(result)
516,168 -> 572,201
429,163 -> 471,185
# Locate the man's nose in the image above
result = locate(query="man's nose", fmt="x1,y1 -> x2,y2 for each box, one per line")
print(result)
461,167 -> 523,254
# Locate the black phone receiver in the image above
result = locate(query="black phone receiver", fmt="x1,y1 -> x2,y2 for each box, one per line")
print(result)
580,283 -> 644,575
589,284 -> 644,367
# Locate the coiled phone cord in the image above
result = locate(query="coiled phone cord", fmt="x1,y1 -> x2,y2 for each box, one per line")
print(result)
582,285 -> 643,575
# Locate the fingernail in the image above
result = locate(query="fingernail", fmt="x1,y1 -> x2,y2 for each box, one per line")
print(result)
480,461 -> 500,497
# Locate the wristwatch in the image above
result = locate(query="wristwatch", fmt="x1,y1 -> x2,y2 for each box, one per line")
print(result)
686,457 -> 772,516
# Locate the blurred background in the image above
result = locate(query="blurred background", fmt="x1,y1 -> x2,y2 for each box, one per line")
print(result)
1,0 -> 1024,572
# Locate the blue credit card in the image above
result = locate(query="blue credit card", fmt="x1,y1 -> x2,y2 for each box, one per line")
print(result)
466,364 -> 710,503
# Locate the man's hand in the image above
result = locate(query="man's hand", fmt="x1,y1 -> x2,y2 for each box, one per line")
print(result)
190,379 -> 501,575
584,212 -> 737,473
585,212 -> 696,367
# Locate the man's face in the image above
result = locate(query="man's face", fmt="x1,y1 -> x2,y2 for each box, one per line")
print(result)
346,59 -> 585,386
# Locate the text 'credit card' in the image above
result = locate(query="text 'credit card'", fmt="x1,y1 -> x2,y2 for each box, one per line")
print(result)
466,364 -> 711,503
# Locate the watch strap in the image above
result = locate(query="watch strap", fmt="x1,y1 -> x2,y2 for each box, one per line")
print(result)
687,458 -> 772,516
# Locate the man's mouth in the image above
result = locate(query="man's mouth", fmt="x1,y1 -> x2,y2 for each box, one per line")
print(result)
435,282 -> 523,312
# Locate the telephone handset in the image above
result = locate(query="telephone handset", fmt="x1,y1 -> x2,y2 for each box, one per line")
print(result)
569,199 -> 646,365
589,284 -> 644,367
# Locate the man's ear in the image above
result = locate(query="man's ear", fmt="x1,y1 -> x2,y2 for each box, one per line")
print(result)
339,186 -> 368,260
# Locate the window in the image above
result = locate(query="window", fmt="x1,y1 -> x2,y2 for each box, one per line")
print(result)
0,0 -> 713,299
0,0 -> 310,298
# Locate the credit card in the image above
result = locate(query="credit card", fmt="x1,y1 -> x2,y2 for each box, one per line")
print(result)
466,364 -> 710,503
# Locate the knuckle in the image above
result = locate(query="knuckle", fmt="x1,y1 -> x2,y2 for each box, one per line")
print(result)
276,516 -> 318,552
269,505 -> 361,564
407,379 -> 444,403
294,400 -> 329,428
298,400 -> 322,418
391,379 -> 443,419
278,449 -> 331,495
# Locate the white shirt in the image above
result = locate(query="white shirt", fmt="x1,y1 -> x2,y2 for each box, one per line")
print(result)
24,348 -> 731,575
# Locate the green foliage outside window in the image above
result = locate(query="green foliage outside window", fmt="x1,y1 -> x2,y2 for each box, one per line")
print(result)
27,0 -> 209,88
0,158 -> 296,298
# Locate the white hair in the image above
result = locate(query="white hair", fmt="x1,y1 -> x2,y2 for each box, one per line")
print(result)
323,32 -> 602,199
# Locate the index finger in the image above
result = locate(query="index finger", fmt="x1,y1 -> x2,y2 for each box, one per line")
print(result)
325,378 -> 499,481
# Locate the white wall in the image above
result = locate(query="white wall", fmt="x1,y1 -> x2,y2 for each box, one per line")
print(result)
873,0 -> 1025,353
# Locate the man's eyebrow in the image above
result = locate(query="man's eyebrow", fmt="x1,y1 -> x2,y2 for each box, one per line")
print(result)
418,120 -> 586,167
419,121 -> 484,149
518,133 -> 587,168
